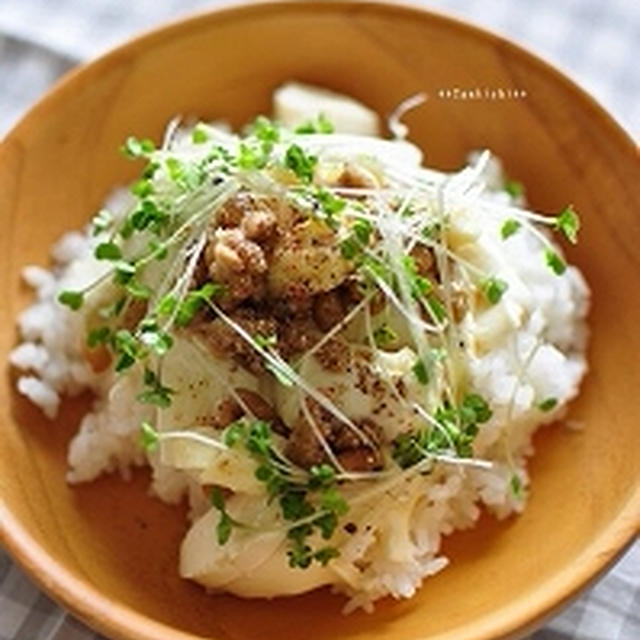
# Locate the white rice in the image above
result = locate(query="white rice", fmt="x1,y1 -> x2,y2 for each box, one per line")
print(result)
10,155 -> 589,612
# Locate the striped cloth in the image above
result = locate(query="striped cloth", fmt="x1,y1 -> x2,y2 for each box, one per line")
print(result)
0,1 -> 638,639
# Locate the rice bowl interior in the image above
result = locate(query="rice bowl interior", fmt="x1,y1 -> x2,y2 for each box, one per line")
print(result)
10,84 -> 589,612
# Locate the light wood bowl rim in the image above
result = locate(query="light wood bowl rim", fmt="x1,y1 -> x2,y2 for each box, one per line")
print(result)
1,2 -> 639,640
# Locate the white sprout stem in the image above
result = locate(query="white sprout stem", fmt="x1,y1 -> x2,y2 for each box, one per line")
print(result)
428,176 -> 467,409
376,199 -> 438,373
157,426 -> 304,479
158,430 -> 228,450
388,92 -> 428,140
336,469 -> 395,481
362,303 -> 406,407
478,199 -> 559,226
448,150 -> 490,195
521,219 -> 557,252
365,265 -> 439,334
383,161 -> 448,190
263,506 -> 335,535
324,186 -> 415,198
226,388 -> 256,419
476,199 -> 560,254
347,449 -> 493,509
419,449 -> 494,470
161,115 -> 183,150
265,442 -> 309,479
298,292 -> 373,364
373,199 -> 457,411
239,167 -> 289,199
361,304 -> 457,457
191,337 -> 258,420
72,268 -> 115,295
411,402 -> 457,452
345,205 -> 490,281
144,181 -> 238,317
149,235 -> 191,309
160,230 -> 208,332
264,446 -> 493,537
300,394 -> 347,473
138,182 -> 237,271
207,301 -> 374,447
442,248 -> 489,278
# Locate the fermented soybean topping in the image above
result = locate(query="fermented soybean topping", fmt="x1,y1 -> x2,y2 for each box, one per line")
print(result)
193,189 -> 387,471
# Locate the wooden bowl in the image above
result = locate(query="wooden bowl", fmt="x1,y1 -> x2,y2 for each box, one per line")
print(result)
1,2 -> 638,639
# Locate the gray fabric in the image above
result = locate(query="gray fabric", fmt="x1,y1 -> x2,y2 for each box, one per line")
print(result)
0,1 -> 638,639
1,0 -> 638,137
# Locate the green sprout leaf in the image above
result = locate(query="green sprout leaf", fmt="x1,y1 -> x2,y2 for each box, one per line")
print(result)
320,487 -> 348,517
313,546 -> 340,566
554,205 -> 580,244
504,180 -> 524,198
58,290 -> 84,311
284,144 -> 317,183
314,187 -> 346,229
538,397 -> 558,412
87,326 -> 111,348
392,392 -> 492,468
352,218 -> 373,245
191,124 -> 210,144
94,242 -> 122,261
156,294 -> 178,317
316,188 -> 346,215
426,296 -> 446,322
308,464 -> 336,489
137,367 -> 175,407
340,237 -> 360,260
500,218 -> 521,240
131,178 -> 153,198
216,512 -> 233,545
294,113 -> 334,134
236,142 -> 267,171
250,116 -> 280,149
113,329 -> 143,372
373,324 -> 398,348
210,487 -> 235,545
510,473 -> 523,499
483,277 -> 508,305
544,248 -> 566,275
130,199 -> 168,233
140,328 -> 174,357
125,280 -> 153,300
460,393 -> 493,424
402,255 -> 432,299
120,136 -> 155,159
255,333 -> 278,349
412,358 -> 429,385
140,420 -> 159,452
223,421 -> 246,448
175,282 -> 224,327
165,157 -> 205,191
91,209 -> 114,236
265,360 -> 295,387
113,261 -> 137,285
